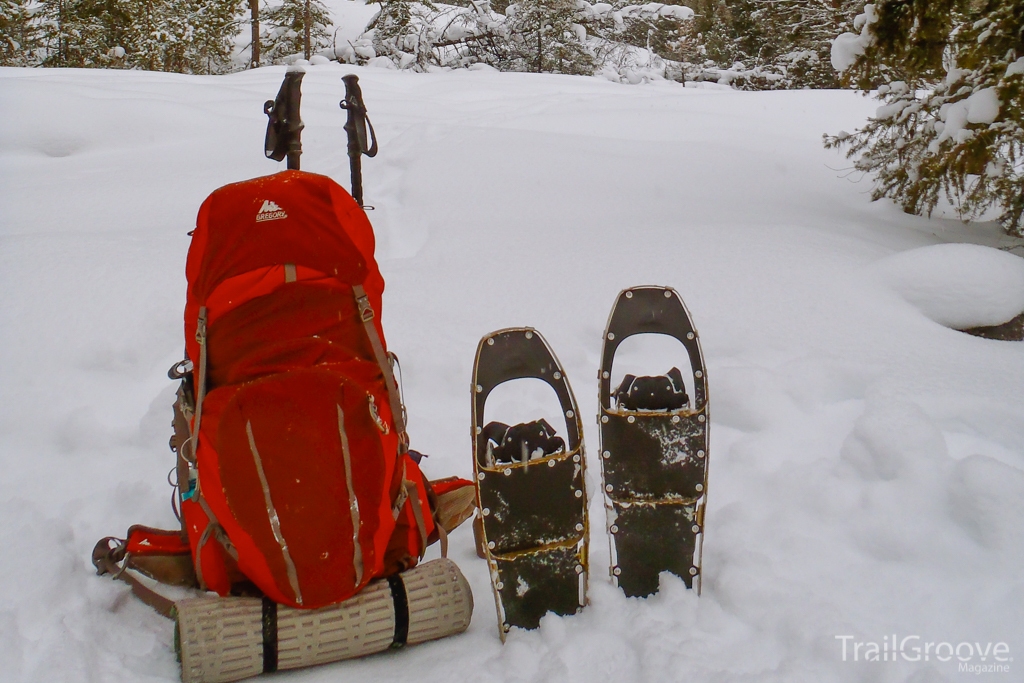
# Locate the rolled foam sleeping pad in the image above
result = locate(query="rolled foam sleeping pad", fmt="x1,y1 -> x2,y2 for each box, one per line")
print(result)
175,558 -> 473,683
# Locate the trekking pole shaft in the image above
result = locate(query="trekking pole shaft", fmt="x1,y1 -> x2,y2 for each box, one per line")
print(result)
350,150 -> 363,206
286,70 -> 303,170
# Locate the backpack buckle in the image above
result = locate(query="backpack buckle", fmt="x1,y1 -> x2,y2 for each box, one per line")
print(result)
367,394 -> 390,434
355,294 -> 375,322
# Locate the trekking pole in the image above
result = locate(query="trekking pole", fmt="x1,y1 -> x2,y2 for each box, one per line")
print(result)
339,74 -> 378,207
264,66 -> 305,170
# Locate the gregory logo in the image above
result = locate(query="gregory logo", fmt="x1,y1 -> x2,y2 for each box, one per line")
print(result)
256,200 -> 287,222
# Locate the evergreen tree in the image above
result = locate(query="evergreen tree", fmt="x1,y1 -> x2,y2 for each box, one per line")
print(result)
678,0 -> 860,88
38,0 -> 133,67
0,0 -> 39,65
361,0 -> 690,75
33,0 -> 240,72
370,0 -> 417,64
505,0 -> 593,74
262,0 -> 330,62
128,0 -> 241,73
826,0 -> 1024,236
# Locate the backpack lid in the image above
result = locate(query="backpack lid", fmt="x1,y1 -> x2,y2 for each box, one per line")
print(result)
186,170 -> 378,306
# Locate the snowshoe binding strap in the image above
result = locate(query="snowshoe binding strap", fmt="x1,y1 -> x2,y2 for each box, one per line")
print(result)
613,367 -> 690,411
481,419 -> 565,466
264,68 -> 305,169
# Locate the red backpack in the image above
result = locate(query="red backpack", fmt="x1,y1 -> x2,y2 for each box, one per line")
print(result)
178,169 -> 436,608
95,169 -> 457,612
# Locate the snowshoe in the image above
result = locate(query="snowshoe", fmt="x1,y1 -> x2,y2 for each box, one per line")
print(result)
598,286 -> 709,597
472,328 -> 588,639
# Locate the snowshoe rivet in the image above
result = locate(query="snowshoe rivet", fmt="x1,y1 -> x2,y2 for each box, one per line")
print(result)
565,410 -> 574,418
607,332 -> 615,340
692,525 -> 700,533
695,484 -> 704,492
482,507 -> 490,516
476,426 -> 482,434
477,472 -> 486,480
698,415 -> 706,423
610,524 -> 618,533
553,371 -> 561,380
613,567 -> 621,576
487,338 -> 494,345
664,291 -> 672,298
605,484 -> 613,492
489,542 -> 496,550
575,523 -> 584,532
602,450 -> 610,459
574,489 -> 583,498
689,567 -> 698,576
627,415 -> 635,423
503,623 -> 510,632
697,450 -> 705,458
695,370 -> 703,378
575,564 -> 584,573
525,331 -> 533,339
601,415 -> 609,424
602,371 -> 609,379
671,415 -> 680,423
503,468 -> 512,476
625,291 -> 633,299
476,384 -> 483,392
687,332 -> 695,340
548,460 -> 556,468
572,454 -> 580,463
494,580 -> 502,587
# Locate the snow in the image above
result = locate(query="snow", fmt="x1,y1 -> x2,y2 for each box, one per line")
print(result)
830,3 -> 877,72
871,243 -> 1024,329
935,87 -> 1002,146
965,87 -> 1000,124
2,60 -> 1023,683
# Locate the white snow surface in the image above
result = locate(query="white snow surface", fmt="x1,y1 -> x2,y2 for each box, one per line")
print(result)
871,243 -> 1024,329
1,63 -> 1023,683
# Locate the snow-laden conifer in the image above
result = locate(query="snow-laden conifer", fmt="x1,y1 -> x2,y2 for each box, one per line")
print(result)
826,1 -> 1024,236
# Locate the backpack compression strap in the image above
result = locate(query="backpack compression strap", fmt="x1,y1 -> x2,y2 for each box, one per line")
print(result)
352,285 -> 408,453
92,537 -> 176,618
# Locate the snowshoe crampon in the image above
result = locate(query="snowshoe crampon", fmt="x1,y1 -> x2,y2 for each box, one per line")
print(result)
599,286 -> 709,597
472,328 -> 588,640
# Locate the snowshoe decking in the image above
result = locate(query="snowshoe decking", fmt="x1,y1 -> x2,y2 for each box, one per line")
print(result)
472,328 -> 588,639
598,286 -> 709,598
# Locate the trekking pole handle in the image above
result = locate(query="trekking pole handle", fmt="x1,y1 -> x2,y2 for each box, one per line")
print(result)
340,75 -> 378,207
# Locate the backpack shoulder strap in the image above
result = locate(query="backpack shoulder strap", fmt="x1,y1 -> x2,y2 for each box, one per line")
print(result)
352,284 -> 408,453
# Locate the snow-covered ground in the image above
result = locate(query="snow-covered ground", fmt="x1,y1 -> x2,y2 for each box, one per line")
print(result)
2,61 -> 1023,683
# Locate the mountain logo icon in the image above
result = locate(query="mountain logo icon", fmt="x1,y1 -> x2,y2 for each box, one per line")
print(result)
257,200 -> 288,222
